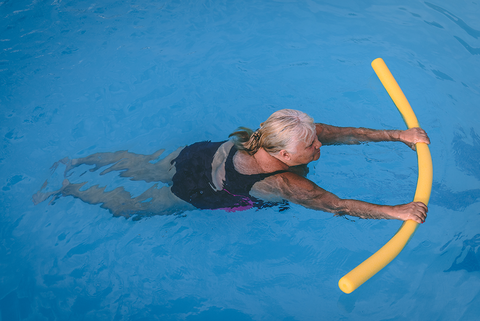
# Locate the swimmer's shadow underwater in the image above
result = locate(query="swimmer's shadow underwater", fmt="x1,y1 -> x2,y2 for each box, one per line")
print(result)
32,144 -> 297,219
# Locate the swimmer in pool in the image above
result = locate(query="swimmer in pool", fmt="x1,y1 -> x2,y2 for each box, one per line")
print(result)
33,109 -> 430,222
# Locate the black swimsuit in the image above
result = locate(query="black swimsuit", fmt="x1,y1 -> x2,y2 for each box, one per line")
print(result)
171,141 -> 288,211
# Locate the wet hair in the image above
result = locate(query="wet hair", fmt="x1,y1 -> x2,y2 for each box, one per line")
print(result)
229,109 -> 316,155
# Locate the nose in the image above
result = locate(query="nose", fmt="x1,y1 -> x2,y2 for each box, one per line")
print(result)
315,139 -> 322,149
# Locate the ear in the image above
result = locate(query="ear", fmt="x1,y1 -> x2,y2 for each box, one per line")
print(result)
278,150 -> 291,161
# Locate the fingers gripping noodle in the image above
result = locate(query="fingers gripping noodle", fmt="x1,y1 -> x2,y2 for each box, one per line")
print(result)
337,58 -> 433,294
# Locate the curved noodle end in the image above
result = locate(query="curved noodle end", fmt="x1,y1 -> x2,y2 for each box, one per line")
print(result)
338,277 -> 355,294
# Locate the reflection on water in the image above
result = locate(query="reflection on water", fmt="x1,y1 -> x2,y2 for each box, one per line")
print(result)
433,182 -> 480,210
453,128 -> 480,181
434,127 -> 480,210
446,234 -> 480,272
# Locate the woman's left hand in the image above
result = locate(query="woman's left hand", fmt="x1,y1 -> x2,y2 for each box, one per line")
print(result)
399,127 -> 430,150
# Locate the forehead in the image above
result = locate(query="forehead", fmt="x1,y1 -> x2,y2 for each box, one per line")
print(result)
293,132 -> 316,149
304,130 -> 316,143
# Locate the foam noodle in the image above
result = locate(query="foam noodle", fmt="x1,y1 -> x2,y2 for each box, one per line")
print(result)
338,58 -> 433,294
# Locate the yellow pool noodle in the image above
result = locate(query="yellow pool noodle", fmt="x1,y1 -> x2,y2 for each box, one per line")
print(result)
338,58 -> 433,294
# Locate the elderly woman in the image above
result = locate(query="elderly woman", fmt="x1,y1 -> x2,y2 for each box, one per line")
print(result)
34,109 -> 429,222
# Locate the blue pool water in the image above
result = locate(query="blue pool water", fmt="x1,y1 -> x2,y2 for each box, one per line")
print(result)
1,0 -> 480,320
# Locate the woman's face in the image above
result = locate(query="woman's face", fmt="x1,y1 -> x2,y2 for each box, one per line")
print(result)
286,135 -> 322,166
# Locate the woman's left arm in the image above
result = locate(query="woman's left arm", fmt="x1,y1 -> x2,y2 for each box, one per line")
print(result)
315,123 -> 430,149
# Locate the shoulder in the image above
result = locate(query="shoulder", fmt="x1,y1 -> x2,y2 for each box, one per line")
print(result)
233,149 -> 267,175
250,171 -> 317,200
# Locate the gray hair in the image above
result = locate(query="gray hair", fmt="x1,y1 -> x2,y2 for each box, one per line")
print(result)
229,109 -> 316,155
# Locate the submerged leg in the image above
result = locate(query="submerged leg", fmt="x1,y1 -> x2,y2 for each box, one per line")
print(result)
68,147 -> 184,184
33,147 -> 188,213
32,179 -> 69,205
60,180 -> 195,217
